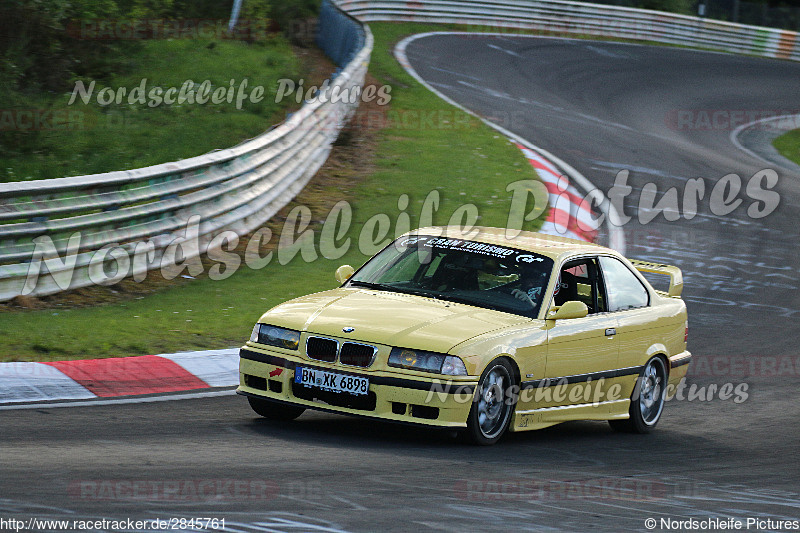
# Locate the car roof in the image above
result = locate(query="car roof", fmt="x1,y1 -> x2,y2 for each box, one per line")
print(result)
406,226 -> 615,263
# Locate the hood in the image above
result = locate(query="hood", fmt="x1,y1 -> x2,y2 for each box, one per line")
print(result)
259,287 -> 529,354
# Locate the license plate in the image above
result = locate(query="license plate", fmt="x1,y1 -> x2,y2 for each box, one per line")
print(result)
294,367 -> 369,396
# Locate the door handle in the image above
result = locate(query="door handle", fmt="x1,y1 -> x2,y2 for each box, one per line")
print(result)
605,328 -> 616,336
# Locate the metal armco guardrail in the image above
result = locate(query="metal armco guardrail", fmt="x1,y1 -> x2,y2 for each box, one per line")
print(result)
0,0 -> 372,301
337,0 -> 799,61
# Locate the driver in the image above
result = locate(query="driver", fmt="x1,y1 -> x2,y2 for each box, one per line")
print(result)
511,267 -> 548,307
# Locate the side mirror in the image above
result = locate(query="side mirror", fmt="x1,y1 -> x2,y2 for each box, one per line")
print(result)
335,265 -> 355,284
547,300 -> 588,320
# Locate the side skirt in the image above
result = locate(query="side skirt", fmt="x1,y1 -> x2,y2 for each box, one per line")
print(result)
510,399 -> 630,432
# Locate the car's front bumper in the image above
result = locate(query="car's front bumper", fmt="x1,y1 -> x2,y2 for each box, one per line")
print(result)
238,347 -> 478,428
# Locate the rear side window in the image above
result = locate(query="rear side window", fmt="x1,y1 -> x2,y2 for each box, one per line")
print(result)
600,257 -> 649,311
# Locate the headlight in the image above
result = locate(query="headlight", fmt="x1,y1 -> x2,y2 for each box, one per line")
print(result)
250,324 -> 300,350
388,347 -> 468,376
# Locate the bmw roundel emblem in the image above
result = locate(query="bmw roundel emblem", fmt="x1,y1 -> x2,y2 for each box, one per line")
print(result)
342,327 -> 355,333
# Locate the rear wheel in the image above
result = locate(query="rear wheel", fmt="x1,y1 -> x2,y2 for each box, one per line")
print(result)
464,359 -> 516,445
610,356 -> 667,433
248,397 -> 305,421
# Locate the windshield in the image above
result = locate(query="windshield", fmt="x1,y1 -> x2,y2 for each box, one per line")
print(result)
348,236 -> 554,318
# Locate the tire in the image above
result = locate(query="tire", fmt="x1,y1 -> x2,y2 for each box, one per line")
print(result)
463,359 -> 517,445
248,397 -> 305,421
609,356 -> 667,434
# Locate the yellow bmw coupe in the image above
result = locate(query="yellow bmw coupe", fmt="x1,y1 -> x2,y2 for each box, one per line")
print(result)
238,227 -> 690,444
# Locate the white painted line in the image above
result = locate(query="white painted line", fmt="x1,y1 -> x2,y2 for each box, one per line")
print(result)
487,43 -> 523,58
730,113 -> 800,172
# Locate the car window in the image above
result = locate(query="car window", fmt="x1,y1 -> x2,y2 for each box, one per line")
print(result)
553,258 -> 605,314
348,236 -> 554,318
599,256 -> 650,311
380,249 -> 427,283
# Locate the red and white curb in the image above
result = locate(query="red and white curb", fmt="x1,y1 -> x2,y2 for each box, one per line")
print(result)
0,349 -> 239,407
515,143 -> 599,243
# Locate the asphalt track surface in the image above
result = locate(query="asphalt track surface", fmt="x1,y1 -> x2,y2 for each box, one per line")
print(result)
3,36 -> 800,532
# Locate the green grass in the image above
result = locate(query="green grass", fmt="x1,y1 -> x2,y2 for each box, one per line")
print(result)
0,22 -> 544,362
0,38 -> 300,182
773,129 -> 800,165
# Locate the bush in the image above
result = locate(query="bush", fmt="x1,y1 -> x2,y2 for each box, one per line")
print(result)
0,0 -> 319,162
0,0 -> 319,94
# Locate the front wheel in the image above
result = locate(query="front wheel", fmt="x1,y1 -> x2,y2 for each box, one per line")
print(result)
464,359 -> 516,445
248,397 -> 305,421
610,356 -> 667,434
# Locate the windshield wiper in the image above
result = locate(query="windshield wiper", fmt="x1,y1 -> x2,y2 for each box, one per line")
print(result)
433,294 -> 478,307
349,281 -> 439,299
348,280 -> 395,292
393,287 -> 440,299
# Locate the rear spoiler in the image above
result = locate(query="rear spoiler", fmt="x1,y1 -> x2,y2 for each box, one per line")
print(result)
629,259 -> 684,298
